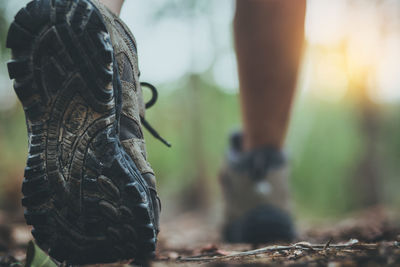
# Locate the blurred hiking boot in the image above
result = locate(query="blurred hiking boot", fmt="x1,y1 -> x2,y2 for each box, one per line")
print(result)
220,132 -> 295,243
7,0 -> 160,264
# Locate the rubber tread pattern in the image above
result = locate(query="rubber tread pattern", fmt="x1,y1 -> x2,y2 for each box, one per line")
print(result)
7,0 -> 157,264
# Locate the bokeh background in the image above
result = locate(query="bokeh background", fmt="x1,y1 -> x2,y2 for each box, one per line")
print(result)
1,0 -> 400,229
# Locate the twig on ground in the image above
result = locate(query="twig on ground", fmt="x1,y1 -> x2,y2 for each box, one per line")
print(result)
323,237 -> 333,250
178,239 -> 396,263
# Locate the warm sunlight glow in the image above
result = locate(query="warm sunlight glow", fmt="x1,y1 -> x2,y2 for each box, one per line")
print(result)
307,50 -> 349,102
305,0 -> 400,103
372,34 -> 400,102
305,0 -> 348,46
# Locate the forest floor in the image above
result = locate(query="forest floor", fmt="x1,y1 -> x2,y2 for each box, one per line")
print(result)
1,206 -> 399,266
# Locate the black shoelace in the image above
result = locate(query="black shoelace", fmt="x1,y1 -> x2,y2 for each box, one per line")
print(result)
140,82 -> 171,147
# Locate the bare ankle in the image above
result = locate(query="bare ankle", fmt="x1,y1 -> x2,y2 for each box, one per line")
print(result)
99,0 -> 124,16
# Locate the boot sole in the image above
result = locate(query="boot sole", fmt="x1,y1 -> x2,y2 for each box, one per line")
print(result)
7,0 -> 156,264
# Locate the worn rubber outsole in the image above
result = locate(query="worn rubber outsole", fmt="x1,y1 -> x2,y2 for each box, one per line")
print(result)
7,0 -> 157,264
223,205 -> 295,244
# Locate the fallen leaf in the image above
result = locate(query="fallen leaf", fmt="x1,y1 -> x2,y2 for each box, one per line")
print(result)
25,241 -> 57,267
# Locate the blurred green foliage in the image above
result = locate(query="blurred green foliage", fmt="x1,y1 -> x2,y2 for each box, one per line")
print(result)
143,72 -> 400,218
0,0 -> 399,221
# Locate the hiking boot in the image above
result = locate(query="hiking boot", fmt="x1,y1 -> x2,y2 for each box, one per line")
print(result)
220,132 -> 295,243
7,0 -> 160,264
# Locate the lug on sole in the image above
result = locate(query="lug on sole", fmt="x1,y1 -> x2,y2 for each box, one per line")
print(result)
7,0 -> 156,264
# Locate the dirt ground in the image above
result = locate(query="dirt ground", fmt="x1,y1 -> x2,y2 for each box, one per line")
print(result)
1,206 -> 399,266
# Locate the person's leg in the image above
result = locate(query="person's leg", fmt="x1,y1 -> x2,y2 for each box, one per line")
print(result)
220,0 -> 306,243
234,0 -> 306,151
99,0 -> 124,16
